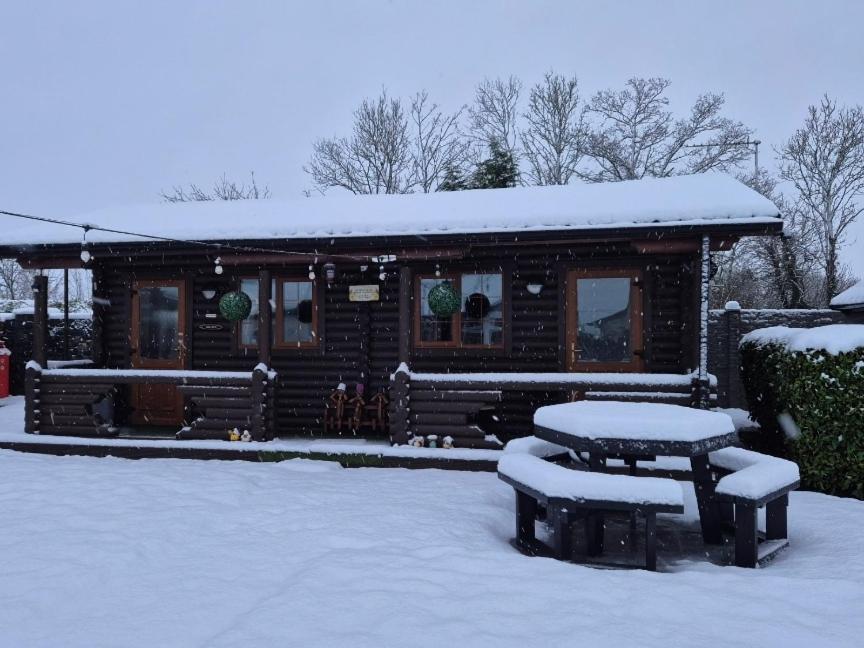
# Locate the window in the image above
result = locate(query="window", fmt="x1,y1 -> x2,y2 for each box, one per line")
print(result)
566,269 -> 643,371
278,280 -> 316,346
416,272 -> 504,348
239,278 -> 266,348
239,277 -> 317,349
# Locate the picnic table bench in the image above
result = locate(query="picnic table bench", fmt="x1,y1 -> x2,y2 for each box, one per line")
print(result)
498,454 -> 684,571
709,448 -> 800,567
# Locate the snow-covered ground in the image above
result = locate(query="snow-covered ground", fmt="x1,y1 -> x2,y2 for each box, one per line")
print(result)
0,450 -> 861,646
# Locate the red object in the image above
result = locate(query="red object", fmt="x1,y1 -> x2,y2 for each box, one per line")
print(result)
0,341 -> 10,399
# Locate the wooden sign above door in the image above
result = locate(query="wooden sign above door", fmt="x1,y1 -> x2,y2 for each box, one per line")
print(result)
349,285 -> 380,302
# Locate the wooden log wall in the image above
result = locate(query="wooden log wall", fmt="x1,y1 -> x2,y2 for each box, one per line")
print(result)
90,243 -> 697,439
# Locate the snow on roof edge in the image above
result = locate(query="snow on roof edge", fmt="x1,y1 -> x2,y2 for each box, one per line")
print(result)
830,280 -> 864,309
1,172 -> 782,249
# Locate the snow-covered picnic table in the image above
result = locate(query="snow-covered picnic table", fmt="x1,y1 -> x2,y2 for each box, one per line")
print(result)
533,401 -> 738,544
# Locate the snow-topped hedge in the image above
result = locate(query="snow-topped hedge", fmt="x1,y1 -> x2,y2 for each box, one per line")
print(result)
740,324 -> 864,498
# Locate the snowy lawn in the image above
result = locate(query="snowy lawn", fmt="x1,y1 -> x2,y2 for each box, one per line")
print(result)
1,451 -> 863,647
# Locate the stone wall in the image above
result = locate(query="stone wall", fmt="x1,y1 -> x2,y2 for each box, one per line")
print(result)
707,306 -> 846,409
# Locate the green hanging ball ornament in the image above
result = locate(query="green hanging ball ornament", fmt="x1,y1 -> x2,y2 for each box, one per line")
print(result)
427,281 -> 461,317
219,290 -> 252,322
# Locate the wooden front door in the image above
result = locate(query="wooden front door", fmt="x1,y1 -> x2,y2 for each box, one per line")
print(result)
130,279 -> 186,425
565,269 -> 644,372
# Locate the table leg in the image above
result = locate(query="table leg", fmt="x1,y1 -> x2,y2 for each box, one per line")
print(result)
587,452 -> 606,554
690,454 -> 723,544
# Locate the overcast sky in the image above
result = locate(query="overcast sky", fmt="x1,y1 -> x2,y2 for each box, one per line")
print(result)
1,0 -> 862,276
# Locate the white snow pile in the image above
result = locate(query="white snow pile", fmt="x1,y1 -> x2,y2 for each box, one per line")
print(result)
498,453 -> 683,506
503,435 -> 569,458
710,447 -> 800,499
0,173 -> 781,247
830,280 -> 864,308
741,324 -> 864,355
534,401 -> 735,442
0,450 -> 863,647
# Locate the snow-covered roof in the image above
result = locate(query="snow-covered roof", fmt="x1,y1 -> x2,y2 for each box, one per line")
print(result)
830,280 -> 864,309
1,173 -> 781,249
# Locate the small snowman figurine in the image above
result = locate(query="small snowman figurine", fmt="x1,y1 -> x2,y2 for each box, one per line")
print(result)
427,434 -> 438,448
241,429 -> 252,442
411,435 -> 425,448
442,435 -> 454,449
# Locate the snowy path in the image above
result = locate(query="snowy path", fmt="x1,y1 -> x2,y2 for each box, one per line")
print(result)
0,450 -> 862,647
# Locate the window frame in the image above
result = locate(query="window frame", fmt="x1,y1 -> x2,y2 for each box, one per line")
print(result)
237,275 -> 319,351
273,276 -> 319,350
564,267 -> 644,372
413,271 -> 507,350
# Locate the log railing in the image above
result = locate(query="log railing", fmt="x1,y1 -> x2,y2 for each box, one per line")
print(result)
24,363 -> 276,441
388,363 -> 716,446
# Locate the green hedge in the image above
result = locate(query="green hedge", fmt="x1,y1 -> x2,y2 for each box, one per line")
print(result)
740,338 -> 864,499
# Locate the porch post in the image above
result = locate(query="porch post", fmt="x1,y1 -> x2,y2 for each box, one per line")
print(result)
63,268 -> 70,360
697,234 -> 711,408
258,269 -> 272,367
90,266 -> 107,368
398,265 -> 412,365
32,274 -> 49,368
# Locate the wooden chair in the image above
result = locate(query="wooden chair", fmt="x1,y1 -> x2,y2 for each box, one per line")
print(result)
364,391 -> 389,432
348,392 -> 365,433
324,388 -> 348,433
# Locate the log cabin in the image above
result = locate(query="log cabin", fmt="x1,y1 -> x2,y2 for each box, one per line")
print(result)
0,173 -> 782,448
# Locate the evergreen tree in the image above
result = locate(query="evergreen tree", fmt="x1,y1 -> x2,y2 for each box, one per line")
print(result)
437,165 -> 470,191
470,139 -> 519,189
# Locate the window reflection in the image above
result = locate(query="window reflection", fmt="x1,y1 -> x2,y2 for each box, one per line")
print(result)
576,277 -> 632,363
461,274 -> 502,346
419,278 -> 454,343
282,281 -> 314,344
139,287 -> 179,359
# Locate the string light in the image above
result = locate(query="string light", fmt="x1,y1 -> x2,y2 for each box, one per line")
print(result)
0,208 -> 402,271
79,226 -> 92,264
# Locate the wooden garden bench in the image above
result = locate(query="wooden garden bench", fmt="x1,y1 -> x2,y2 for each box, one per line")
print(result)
709,448 -> 800,568
497,454 -> 684,571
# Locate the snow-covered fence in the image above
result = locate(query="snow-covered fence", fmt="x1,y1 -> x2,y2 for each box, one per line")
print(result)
389,364 -> 715,447
0,310 -> 92,396
24,364 -> 277,441
707,304 -> 845,409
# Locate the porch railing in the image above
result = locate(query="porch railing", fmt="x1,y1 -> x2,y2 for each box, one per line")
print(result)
388,363 -> 716,446
24,362 -> 276,441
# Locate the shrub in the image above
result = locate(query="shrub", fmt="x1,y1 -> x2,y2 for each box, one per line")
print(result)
740,326 -> 864,499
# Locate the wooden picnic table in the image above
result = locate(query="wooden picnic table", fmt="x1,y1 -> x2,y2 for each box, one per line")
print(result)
533,401 -> 738,544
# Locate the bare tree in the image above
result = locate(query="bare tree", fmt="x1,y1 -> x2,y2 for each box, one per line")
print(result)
469,76 -> 522,155
0,259 -> 35,300
305,90 -> 414,194
779,95 -> 864,302
521,72 -> 586,185
410,91 -> 471,193
735,171 -> 820,308
161,172 -> 271,202
582,77 -> 753,182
